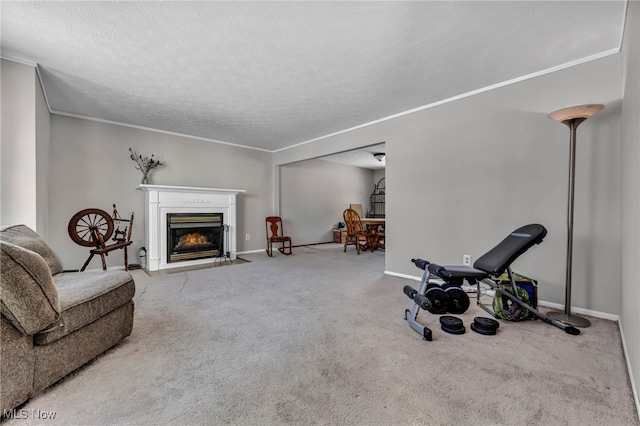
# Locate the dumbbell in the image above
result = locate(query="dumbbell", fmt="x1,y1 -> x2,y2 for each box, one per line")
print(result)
404,285 -> 449,314
403,283 -> 470,315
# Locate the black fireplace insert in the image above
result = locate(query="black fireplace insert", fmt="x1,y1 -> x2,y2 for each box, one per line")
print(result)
167,213 -> 224,263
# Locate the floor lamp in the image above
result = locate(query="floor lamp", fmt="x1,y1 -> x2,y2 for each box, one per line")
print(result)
546,103 -> 604,328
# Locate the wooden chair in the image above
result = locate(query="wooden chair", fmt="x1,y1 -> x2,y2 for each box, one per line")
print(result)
265,216 -> 292,257
349,203 -> 364,219
343,208 -> 374,254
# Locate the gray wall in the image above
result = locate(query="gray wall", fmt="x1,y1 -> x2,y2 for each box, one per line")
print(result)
388,93 -> 620,313
620,0 -> 640,408
275,54 -> 623,317
373,169 -> 385,186
280,159 -> 373,245
48,115 -> 272,269
1,59 -> 37,230
36,69 -> 51,239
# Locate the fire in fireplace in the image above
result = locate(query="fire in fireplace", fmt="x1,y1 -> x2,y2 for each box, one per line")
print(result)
167,213 -> 224,263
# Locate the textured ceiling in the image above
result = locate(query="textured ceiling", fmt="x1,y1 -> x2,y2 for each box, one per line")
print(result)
0,1 -> 627,152
321,143 -> 386,171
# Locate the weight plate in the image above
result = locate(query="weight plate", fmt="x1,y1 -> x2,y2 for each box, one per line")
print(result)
425,287 -> 450,314
441,282 -> 458,290
439,315 -> 464,329
470,322 -> 497,336
441,324 -> 466,335
426,283 -> 441,290
474,317 -> 500,330
445,287 -> 470,314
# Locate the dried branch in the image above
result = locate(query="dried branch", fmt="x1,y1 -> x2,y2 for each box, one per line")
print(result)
129,147 -> 164,183
129,147 -> 164,172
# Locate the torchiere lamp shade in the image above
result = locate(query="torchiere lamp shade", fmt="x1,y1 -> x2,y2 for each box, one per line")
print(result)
547,104 -> 604,123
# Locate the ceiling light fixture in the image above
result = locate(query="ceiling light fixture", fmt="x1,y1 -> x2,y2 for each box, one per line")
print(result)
373,153 -> 385,162
545,103 -> 604,329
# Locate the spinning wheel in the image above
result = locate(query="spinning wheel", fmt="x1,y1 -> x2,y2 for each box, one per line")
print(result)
68,208 -> 114,247
68,205 -> 133,271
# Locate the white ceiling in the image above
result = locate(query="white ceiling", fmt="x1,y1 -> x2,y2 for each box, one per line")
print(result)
1,1 -> 627,155
321,143 -> 386,171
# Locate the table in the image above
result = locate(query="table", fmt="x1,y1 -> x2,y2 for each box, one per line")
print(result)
361,218 -> 385,229
361,218 -> 385,251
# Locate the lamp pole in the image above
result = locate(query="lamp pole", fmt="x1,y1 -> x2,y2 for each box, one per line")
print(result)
546,104 -> 603,328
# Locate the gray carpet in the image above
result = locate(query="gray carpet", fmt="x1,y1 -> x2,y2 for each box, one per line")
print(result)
5,245 -> 638,425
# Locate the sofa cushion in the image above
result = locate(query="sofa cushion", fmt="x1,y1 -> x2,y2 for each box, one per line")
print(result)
0,317 -> 35,414
34,270 -> 135,345
0,225 -> 64,275
0,241 -> 60,335
33,301 -> 134,394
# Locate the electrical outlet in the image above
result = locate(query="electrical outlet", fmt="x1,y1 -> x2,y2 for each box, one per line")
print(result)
245,234 -> 250,241
463,254 -> 471,266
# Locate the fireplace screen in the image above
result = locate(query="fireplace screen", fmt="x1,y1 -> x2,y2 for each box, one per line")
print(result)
167,213 -> 223,263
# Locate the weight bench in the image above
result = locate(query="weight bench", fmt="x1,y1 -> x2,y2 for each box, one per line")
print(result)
403,223 -> 580,340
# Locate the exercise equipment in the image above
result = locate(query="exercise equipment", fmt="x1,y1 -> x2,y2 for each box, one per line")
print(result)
439,316 -> 465,334
403,224 -> 580,340
471,317 -> 500,335
474,317 -> 499,330
403,282 -> 469,316
445,286 -> 470,314
402,285 -> 433,341
403,268 -> 470,340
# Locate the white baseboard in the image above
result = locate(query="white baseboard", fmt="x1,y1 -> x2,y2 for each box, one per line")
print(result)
618,319 -> 640,417
536,300 -> 620,322
237,249 -> 266,255
385,271 -> 421,281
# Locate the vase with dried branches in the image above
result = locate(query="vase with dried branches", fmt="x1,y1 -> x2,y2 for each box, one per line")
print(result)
129,147 -> 164,184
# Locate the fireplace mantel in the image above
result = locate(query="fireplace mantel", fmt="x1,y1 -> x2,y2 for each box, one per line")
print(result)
137,185 -> 246,271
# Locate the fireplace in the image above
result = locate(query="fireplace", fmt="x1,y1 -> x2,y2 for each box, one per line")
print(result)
167,213 -> 224,263
138,185 -> 245,271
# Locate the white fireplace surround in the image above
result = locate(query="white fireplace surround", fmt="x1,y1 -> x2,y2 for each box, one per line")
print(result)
137,184 -> 245,271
